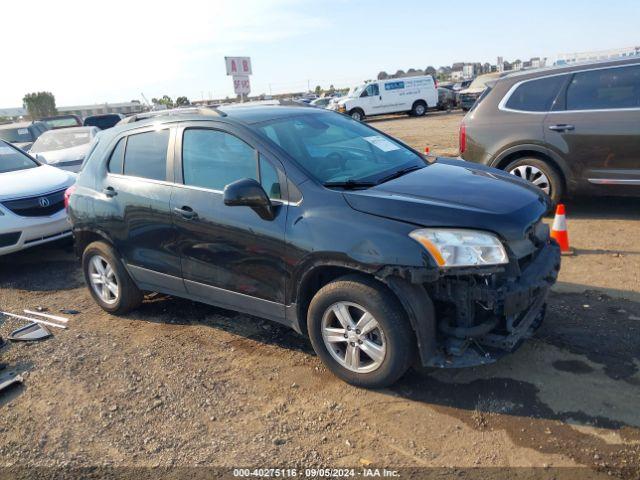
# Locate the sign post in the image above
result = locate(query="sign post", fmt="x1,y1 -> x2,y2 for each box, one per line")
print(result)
225,56 -> 252,102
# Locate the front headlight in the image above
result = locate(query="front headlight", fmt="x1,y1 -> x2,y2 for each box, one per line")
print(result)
409,228 -> 508,267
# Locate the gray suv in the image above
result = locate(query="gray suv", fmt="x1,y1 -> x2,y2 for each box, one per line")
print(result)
460,57 -> 640,202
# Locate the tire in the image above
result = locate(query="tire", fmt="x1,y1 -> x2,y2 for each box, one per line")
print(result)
82,241 -> 143,315
411,101 -> 427,117
504,157 -> 564,203
307,274 -> 415,388
349,109 -> 364,121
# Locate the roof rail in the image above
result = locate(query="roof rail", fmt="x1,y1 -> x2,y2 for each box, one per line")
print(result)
119,106 -> 227,125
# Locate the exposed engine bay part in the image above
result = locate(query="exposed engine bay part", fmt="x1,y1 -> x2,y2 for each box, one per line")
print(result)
439,316 -> 499,339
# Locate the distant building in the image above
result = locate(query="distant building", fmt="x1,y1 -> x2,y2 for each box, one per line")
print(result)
462,64 -> 475,79
59,101 -> 144,118
496,56 -> 504,72
556,46 -> 640,64
512,59 -> 523,71
451,70 -> 465,81
1,101 -> 145,120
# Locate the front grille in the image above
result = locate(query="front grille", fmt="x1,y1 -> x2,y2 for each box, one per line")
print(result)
0,232 -> 21,248
1,189 -> 66,217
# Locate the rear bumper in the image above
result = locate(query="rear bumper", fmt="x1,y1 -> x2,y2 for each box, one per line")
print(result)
425,241 -> 561,367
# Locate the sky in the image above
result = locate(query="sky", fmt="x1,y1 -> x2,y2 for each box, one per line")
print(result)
2,0 -> 639,107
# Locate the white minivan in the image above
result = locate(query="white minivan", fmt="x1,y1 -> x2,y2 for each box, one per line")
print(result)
335,75 -> 438,121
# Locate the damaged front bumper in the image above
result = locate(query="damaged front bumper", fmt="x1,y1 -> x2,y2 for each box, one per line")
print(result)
424,241 -> 561,368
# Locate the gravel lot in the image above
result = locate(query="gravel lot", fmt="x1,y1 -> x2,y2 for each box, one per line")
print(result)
1,111 -> 639,478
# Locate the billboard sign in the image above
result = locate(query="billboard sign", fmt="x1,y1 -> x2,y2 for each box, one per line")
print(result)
225,56 -> 252,76
233,75 -> 251,95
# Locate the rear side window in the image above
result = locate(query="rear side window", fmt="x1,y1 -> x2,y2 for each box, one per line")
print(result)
505,75 -> 566,112
108,138 -> 125,174
182,129 -> 257,191
566,65 -> 640,110
123,130 -> 169,181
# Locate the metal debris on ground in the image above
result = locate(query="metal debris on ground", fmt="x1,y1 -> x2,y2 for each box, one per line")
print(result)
24,310 -> 69,324
0,311 -> 68,330
0,370 -> 23,393
8,323 -> 52,342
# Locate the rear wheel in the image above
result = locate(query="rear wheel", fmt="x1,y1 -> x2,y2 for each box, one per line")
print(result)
307,275 -> 415,388
82,241 -> 143,314
349,109 -> 364,121
505,157 -> 564,203
411,101 -> 427,117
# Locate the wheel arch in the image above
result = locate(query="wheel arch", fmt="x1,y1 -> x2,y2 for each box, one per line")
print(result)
491,146 -> 570,191
73,228 -> 116,258
293,264 -> 437,366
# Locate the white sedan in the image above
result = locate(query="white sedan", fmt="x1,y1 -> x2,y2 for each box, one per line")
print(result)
0,140 -> 76,256
29,126 -> 99,172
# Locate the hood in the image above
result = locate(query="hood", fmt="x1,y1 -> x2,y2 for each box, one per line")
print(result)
459,87 -> 485,95
14,142 -> 33,151
342,158 -> 550,242
0,164 -> 75,201
32,143 -> 90,164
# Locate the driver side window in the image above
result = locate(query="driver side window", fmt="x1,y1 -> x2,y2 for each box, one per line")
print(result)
361,84 -> 379,97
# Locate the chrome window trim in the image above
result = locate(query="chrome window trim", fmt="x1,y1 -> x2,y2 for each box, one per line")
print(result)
588,178 -> 640,185
106,173 -> 175,188
498,62 -> 640,114
171,181 -> 302,207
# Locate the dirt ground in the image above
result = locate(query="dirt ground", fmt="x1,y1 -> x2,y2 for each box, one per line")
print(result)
1,112 -> 639,478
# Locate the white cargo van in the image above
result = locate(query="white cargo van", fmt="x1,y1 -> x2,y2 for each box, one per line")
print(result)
335,75 -> 438,121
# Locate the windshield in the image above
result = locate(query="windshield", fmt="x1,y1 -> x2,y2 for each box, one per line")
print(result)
31,129 -> 93,153
255,113 -> 425,185
0,126 -> 33,143
347,85 -> 363,98
468,75 -> 497,89
43,117 -> 81,129
0,142 -> 38,173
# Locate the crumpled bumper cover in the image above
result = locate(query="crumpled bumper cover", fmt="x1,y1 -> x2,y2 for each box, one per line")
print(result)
425,241 -> 561,368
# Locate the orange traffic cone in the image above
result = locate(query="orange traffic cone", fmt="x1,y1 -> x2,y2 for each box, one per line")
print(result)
550,203 -> 572,254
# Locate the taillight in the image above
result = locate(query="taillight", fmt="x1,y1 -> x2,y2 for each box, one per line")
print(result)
434,78 -> 438,89
459,123 -> 466,154
64,185 -> 76,212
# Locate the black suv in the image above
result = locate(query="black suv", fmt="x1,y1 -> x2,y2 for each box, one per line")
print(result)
460,57 -> 640,202
68,106 -> 560,387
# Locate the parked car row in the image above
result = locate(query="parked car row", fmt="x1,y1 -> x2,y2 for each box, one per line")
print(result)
0,113 -> 127,173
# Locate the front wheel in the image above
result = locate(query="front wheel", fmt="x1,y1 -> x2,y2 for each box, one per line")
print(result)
307,275 -> 415,388
349,109 -> 364,121
505,157 -> 564,203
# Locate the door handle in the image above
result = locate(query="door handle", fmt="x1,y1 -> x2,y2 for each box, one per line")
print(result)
173,206 -> 198,220
548,124 -> 575,132
103,186 -> 117,197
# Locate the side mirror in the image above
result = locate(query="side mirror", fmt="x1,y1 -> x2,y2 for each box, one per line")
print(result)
223,178 -> 275,221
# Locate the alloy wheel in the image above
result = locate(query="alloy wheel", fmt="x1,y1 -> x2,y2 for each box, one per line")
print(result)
508,164 -> 551,195
321,301 -> 386,374
88,254 -> 119,305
